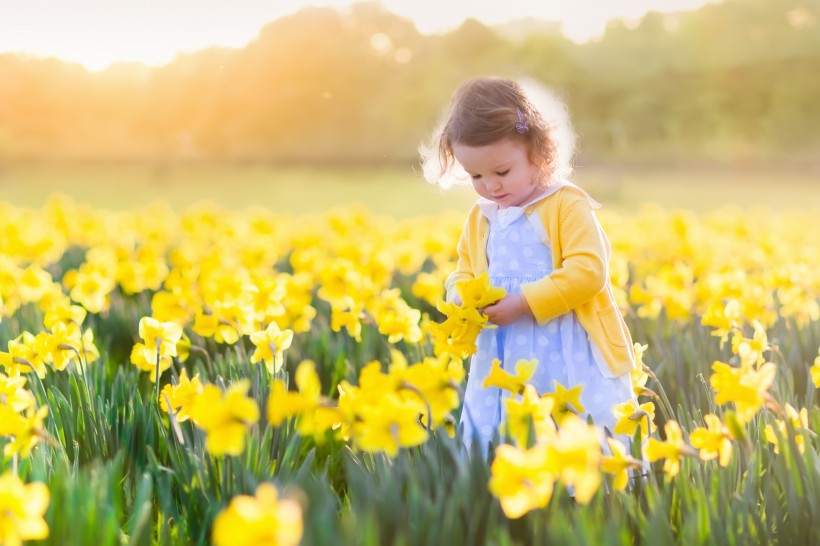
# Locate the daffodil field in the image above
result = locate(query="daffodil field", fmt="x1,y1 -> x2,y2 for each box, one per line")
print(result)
1,196 -> 819,545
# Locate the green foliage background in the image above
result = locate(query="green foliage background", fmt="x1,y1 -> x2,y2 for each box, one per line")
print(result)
1,0 -> 819,163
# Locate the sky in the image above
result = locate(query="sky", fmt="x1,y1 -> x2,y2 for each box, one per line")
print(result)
0,0 -> 720,71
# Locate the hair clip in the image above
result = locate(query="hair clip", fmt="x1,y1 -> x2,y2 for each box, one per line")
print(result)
515,108 -> 529,134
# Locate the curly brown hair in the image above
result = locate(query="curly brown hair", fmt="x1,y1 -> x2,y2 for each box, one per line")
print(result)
422,77 -> 572,188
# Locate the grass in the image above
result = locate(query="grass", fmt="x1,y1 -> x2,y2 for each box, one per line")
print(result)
1,161 -> 819,215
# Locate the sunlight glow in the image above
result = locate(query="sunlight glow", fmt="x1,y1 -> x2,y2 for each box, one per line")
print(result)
0,0 -> 720,71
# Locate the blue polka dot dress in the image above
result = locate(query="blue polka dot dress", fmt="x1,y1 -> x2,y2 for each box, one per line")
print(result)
459,198 -> 635,452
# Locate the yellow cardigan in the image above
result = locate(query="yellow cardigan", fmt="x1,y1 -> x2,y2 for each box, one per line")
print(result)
445,185 -> 636,377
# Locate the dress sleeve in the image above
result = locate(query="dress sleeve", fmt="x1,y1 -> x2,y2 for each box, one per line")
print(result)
520,198 -> 607,324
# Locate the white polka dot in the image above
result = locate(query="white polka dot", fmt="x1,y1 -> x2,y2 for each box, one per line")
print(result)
484,396 -> 495,407
548,322 -> 559,333
509,231 -> 520,242
509,260 -> 519,270
477,350 -> 487,360
575,352 -> 586,362
516,335 -> 527,346
560,366 -> 568,375
537,335 -> 549,347
522,247 -> 534,257
481,425 -> 494,437
550,351 -> 561,361
497,245 -> 508,256
593,393 -> 605,404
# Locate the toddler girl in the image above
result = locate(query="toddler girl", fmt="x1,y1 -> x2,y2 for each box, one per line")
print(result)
421,77 -> 637,452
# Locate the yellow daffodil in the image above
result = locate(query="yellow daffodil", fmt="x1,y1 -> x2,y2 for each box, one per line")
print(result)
0,332 -> 48,378
601,438 -> 641,491
543,381 -> 586,424
189,380 -> 260,456
0,373 -> 36,413
456,272 -> 506,309
710,361 -> 776,423
482,359 -> 537,395
3,406 -> 49,458
545,415 -> 602,504
212,483 -> 302,546
645,420 -> 689,478
630,343 -> 650,394
764,404 -> 809,454
612,399 -> 657,438
0,472 -> 50,545
502,384 -> 556,447
138,316 -> 183,365
689,414 -> 733,466
249,321 -> 294,375
159,368 -> 204,422
268,360 -> 343,441
489,443 -> 553,519
812,347 -> 820,388
130,342 -> 172,383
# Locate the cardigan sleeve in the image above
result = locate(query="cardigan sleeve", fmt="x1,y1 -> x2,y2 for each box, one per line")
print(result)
444,217 -> 475,303
520,197 -> 607,324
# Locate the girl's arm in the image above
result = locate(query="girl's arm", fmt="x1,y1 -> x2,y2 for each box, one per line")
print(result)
520,197 -> 607,325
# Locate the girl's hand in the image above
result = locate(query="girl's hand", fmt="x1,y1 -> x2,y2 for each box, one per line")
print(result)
482,294 -> 533,326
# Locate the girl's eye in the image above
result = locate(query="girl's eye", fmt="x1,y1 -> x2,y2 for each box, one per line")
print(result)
496,169 -> 510,176
471,174 -> 482,180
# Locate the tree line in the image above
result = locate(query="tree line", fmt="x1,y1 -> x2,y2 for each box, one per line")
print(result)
0,0 -> 818,163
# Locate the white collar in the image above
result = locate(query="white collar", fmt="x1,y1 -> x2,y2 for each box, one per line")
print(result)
477,180 -> 601,223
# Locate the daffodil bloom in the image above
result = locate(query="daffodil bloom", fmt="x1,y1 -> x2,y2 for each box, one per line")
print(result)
482,359 -> 537,395
330,301 -> 364,342
3,406 -> 49,458
545,415 -> 602,504
399,356 -> 464,428
0,373 -> 36,413
268,360 -> 343,441
159,368 -> 204,422
690,414 -> 733,466
0,472 -> 50,545
645,420 -> 689,478
42,297 -> 87,330
249,321 -> 294,375
435,300 -> 489,343
189,380 -> 260,456
812,348 -> 820,388
503,384 -> 556,447
764,404 -> 809,454
630,343 -> 649,394
351,392 -> 429,457
730,321 -> 768,368
371,289 -> 422,344
710,361 -> 777,423
601,438 -> 641,491
411,271 -> 446,307
212,483 -> 302,546
130,342 -> 172,383
138,316 -> 183,365
0,332 -> 48,378
489,443 -> 554,519
701,299 -> 742,348
456,272 -> 506,309
39,321 -> 86,372
543,381 -> 586,424
612,399 -> 657,438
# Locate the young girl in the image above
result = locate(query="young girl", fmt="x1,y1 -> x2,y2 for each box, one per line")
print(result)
421,77 -> 637,452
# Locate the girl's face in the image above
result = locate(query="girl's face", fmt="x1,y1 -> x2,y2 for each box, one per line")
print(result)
452,138 -> 541,209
